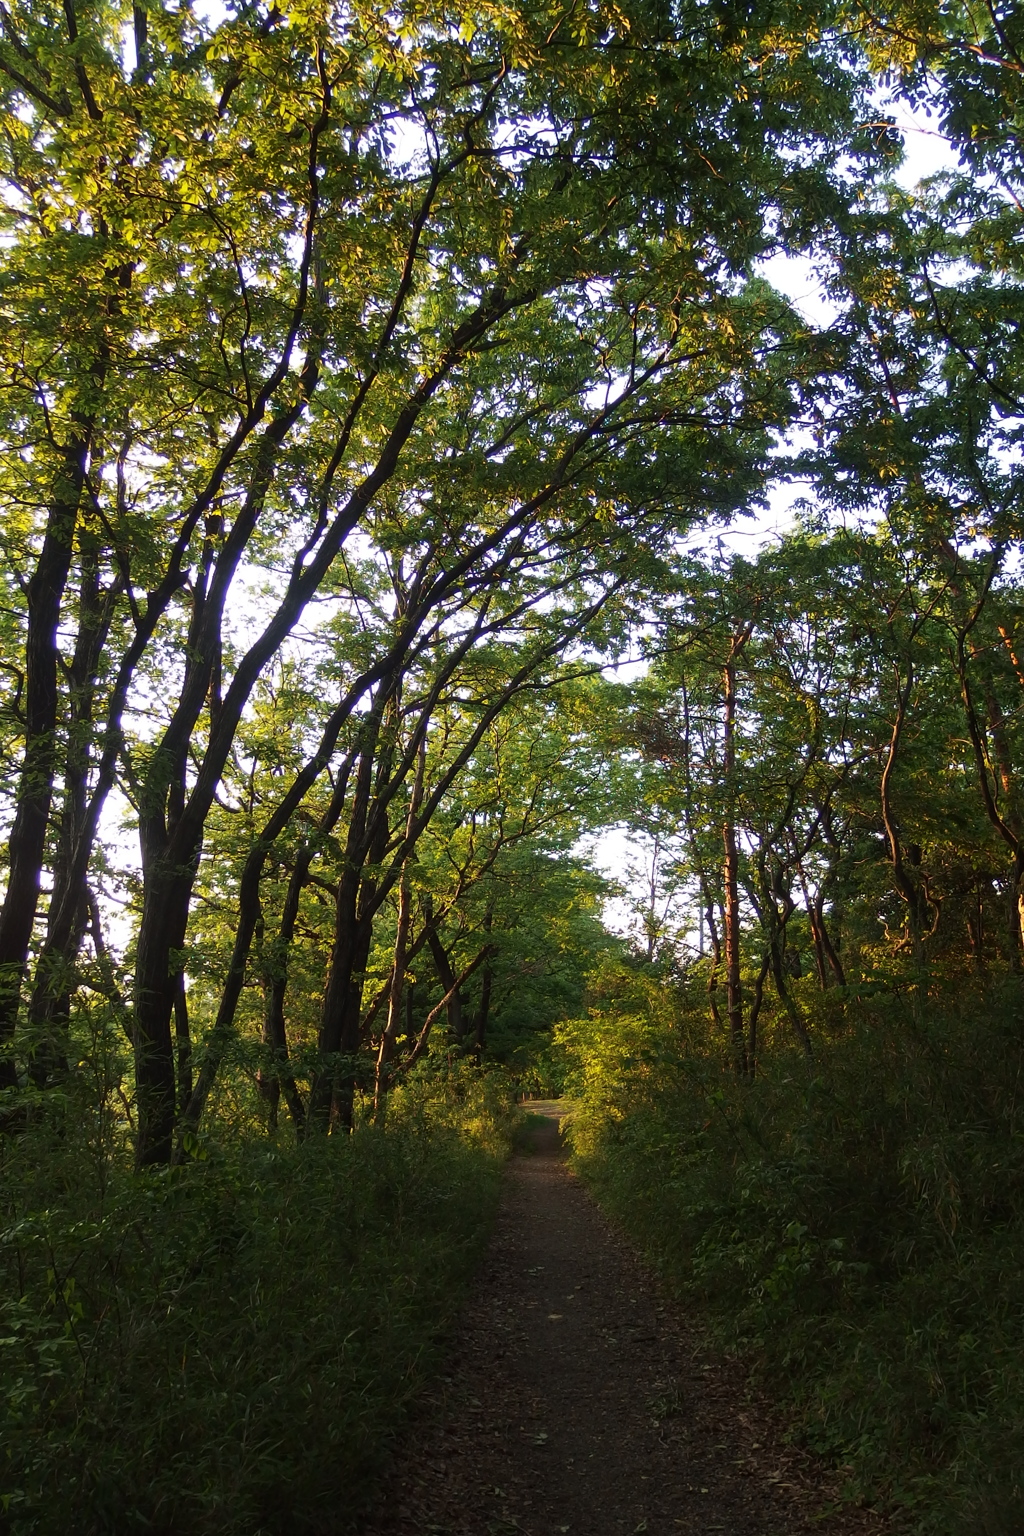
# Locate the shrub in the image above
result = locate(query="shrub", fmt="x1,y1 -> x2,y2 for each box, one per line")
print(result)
559,972 -> 1024,1532
1,1071 -> 509,1535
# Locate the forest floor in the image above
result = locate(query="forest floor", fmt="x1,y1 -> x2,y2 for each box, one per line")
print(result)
355,1103 -> 895,1536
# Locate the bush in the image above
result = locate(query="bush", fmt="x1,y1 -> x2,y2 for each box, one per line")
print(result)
558,969 -> 1024,1533
1,1070 -> 508,1535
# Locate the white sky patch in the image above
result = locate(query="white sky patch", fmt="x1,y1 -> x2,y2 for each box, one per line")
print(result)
885,96 -> 962,188
756,250 -> 843,329
580,825 -> 702,956
190,0 -> 228,27
602,654 -> 648,685
579,824 -> 635,937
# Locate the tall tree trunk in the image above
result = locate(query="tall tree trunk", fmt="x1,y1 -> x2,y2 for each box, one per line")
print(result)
311,867 -> 366,1134
27,531 -> 119,1084
174,972 -> 193,1114
258,855 -> 311,1140
797,863 -> 829,991
678,674 -> 724,1033
815,889 -> 847,988
747,949 -> 772,1079
256,908 -> 280,1130
722,649 -> 747,1078
133,846 -> 198,1167
253,729 -> 364,1144
375,736 -> 426,1116
473,903 -> 494,1060
329,908 -> 377,1133
768,877 -> 812,1058
817,808 -> 848,987
703,888 -> 726,1034
426,924 -> 465,1043
0,430 -> 92,1088
309,703 -> 391,1134
957,631 -> 1024,962
879,662 -> 931,968
374,864 -> 414,1118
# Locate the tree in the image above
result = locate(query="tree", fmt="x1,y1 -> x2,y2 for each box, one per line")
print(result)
0,0 -> 880,1160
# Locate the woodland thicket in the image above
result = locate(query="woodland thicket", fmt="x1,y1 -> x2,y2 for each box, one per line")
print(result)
1,0 -> 1024,1528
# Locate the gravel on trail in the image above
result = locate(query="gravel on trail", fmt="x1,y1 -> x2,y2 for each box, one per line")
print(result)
357,1102 -> 894,1536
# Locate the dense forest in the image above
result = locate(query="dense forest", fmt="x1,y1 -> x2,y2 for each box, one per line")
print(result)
1,0 -> 1023,1528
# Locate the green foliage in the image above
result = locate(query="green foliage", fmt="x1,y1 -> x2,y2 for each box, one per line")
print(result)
384,1054 -> 520,1156
561,970 -> 1024,1532
0,1072 -> 508,1535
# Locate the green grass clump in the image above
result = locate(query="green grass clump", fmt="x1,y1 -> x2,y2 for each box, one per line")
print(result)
558,976 -> 1024,1533
1,1066 -> 508,1535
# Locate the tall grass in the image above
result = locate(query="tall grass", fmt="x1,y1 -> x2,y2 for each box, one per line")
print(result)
1,1059 -> 514,1535
559,969 -> 1024,1533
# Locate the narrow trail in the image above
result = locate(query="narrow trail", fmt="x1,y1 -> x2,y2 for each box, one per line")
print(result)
358,1104 -> 891,1536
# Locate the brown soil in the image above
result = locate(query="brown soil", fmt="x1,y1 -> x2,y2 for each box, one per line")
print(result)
357,1103 -> 894,1536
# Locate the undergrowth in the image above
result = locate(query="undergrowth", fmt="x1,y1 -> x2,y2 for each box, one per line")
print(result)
0,1060 -> 513,1535
558,965 -> 1024,1535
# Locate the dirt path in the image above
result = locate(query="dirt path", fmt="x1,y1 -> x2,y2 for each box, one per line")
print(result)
358,1103 -> 891,1536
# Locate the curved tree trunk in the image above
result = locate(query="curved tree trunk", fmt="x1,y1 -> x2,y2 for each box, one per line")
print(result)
426,926 -> 465,1043
27,532 -> 120,1085
0,430 -> 93,1089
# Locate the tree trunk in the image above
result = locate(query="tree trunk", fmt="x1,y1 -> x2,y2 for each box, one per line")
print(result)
133,851 -> 197,1167
309,708 -> 390,1133
374,862 -> 415,1118
765,874 -> 812,1057
815,890 -> 847,987
375,738 -> 427,1114
722,653 -> 747,1078
0,431 -> 92,1087
879,663 -> 930,968
426,926 -> 465,1043
174,972 -> 193,1114
957,632 -> 1024,961
26,532 -> 118,1085
817,809 -> 848,987
472,904 -> 494,1059
328,909 -> 377,1133
770,935 -> 814,1057
797,864 -> 829,991
702,889 -> 725,1034
258,856 -> 311,1139
747,949 -> 772,1079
